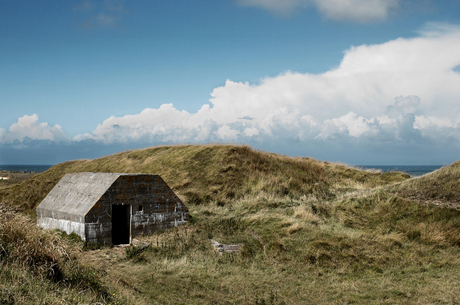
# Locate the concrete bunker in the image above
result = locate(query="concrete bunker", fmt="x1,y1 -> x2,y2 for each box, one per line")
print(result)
36,172 -> 189,245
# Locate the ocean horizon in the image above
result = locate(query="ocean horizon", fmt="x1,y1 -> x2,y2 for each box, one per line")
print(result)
356,165 -> 443,177
0,164 -> 444,177
0,165 -> 54,173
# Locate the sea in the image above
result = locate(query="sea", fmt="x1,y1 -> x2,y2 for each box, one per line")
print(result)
356,165 -> 443,177
0,165 -> 53,173
0,164 -> 444,177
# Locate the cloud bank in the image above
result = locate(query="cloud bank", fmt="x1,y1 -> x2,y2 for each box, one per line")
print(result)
236,0 -> 399,21
2,23 -> 460,164
79,23 -> 460,144
0,114 -> 67,144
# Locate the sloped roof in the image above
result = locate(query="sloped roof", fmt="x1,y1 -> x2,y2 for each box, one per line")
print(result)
37,172 -> 123,221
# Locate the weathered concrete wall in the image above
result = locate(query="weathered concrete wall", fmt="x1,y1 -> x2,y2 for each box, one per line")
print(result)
37,173 -> 189,245
37,216 -> 86,240
36,173 -> 118,222
85,222 -> 112,244
37,208 -> 85,223
85,174 -> 189,244
131,209 -> 188,237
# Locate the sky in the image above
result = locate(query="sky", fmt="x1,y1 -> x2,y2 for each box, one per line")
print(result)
1,0 -> 460,165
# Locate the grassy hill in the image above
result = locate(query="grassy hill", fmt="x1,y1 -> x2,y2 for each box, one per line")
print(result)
0,171 -> 36,191
0,203 -> 122,304
391,160 -> 460,206
3,144 -> 460,304
0,144 -> 408,213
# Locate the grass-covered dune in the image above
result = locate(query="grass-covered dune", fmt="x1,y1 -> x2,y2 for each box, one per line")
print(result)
0,144 -> 409,213
391,160 -> 460,206
3,144 -> 460,304
0,203 -> 121,304
0,171 -> 36,191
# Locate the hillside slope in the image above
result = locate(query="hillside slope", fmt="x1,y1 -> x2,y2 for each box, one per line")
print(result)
0,144 -> 409,213
391,160 -> 460,207
0,203 -> 121,304
4,145 -> 460,304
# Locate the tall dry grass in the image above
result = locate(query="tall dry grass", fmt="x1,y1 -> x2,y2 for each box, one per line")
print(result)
5,144 -> 459,304
391,160 -> 460,206
0,203 -> 71,279
0,203 -> 121,304
0,144 -> 410,213
74,189 -> 460,304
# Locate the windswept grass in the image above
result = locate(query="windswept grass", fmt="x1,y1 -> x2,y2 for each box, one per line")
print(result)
4,144 -> 459,304
0,203 -> 123,305
0,144 -> 409,213
76,191 -> 460,304
391,160 -> 460,206
0,171 -> 37,190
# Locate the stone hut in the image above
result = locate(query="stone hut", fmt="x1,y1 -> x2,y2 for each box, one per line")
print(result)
36,172 -> 189,245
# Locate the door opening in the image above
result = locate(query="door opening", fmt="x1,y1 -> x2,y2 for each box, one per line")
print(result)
112,205 -> 130,245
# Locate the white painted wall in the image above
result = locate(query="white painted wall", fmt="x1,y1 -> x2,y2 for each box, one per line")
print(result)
37,216 -> 86,241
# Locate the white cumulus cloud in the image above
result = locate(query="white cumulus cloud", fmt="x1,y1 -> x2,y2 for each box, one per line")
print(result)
0,114 -> 67,144
4,23 -> 460,157
69,23 -> 460,146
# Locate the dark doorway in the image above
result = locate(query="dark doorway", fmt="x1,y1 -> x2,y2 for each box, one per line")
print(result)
112,205 -> 130,245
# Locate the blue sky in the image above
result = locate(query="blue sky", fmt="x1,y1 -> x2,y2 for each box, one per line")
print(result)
1,0 -> 460,165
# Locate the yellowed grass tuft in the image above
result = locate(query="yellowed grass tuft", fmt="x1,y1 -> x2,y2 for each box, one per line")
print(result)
293,205 -> 321,223
285,222 -> 305,235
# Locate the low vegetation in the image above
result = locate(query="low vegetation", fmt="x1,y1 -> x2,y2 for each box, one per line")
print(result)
0,144 -> 409,213
391,160 -> 460,206
0,171 -> 37,191
2,144 -> 460,304
0,203 -> 122,305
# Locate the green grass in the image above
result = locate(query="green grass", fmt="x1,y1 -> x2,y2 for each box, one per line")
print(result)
0,171 -> 37,191
391,160 -> 460,206
99,194 -> 460,304
0,203 -> 124,305
0,144 -> 409,213
3,144 -> 460,304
